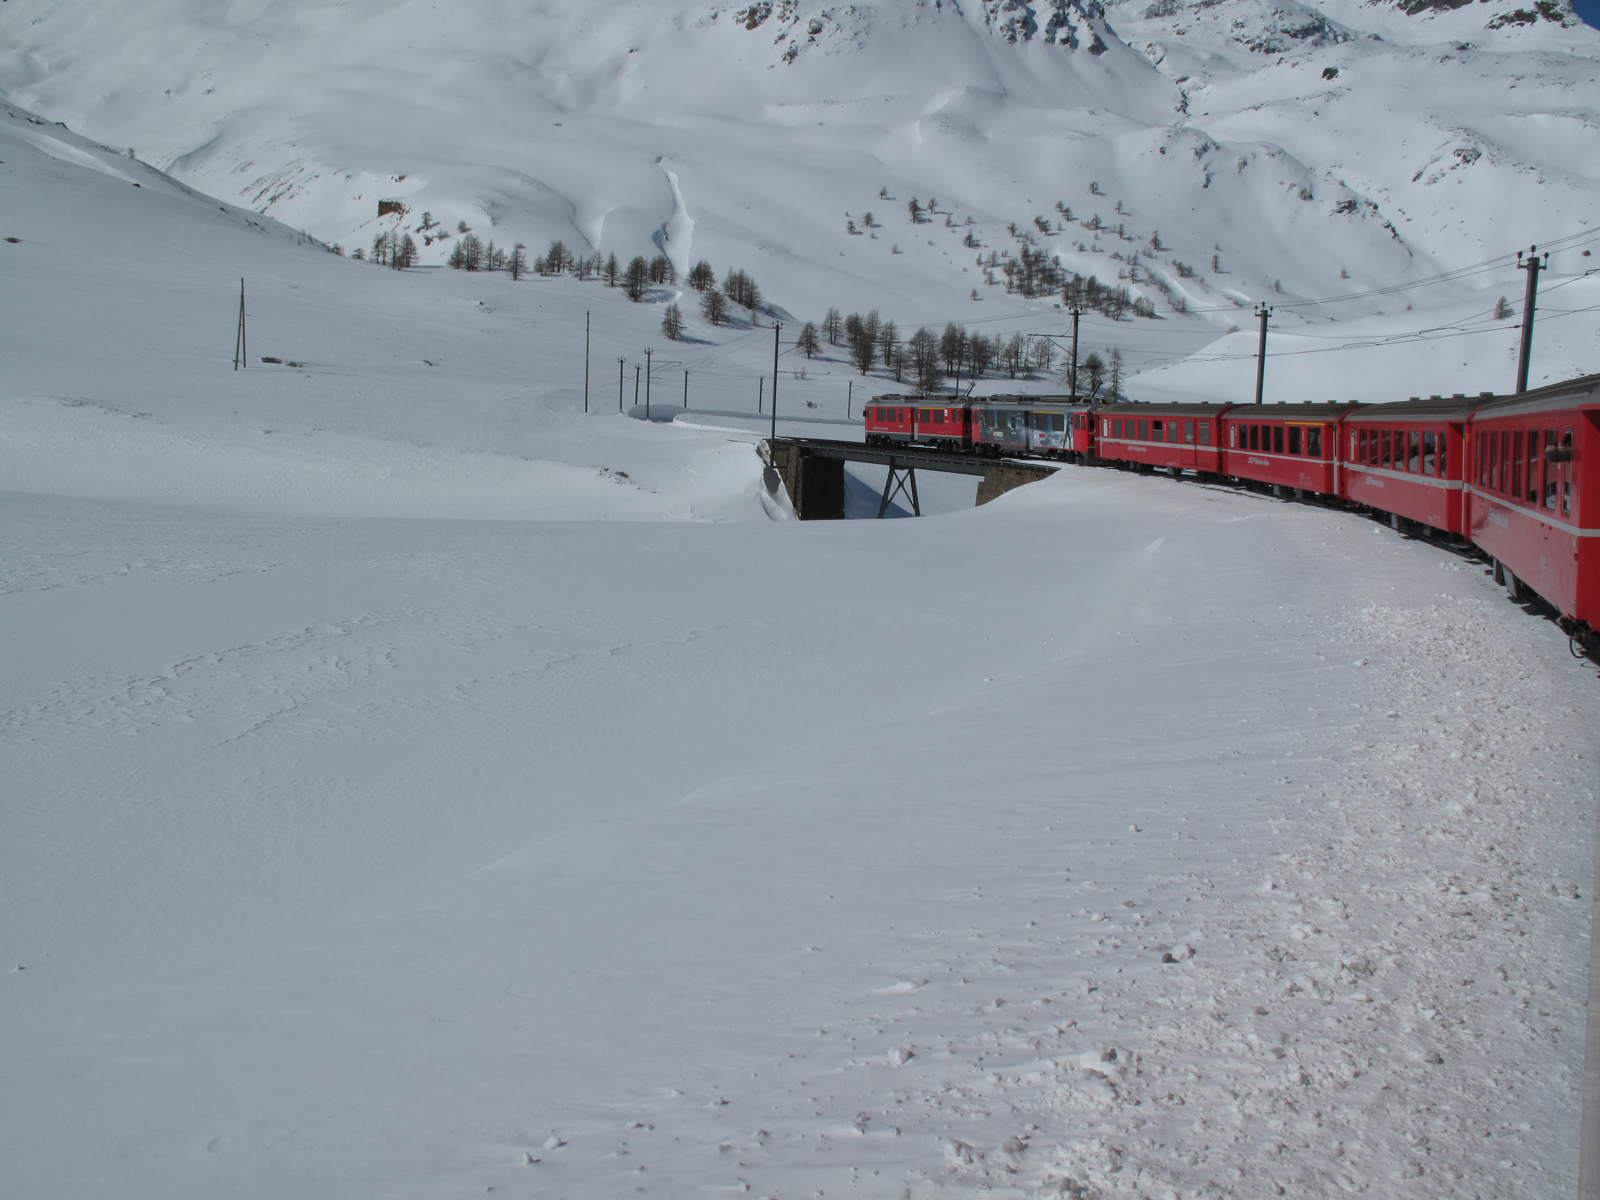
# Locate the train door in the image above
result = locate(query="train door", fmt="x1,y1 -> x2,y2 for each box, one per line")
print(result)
1178,417 -> 1198,469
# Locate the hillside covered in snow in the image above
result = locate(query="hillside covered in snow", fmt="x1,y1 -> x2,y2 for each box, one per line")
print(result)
3,0 -> 1597,400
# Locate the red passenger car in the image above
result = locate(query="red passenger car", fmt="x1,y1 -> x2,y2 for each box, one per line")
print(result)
1465,373 -> 1599,629
914,400 -> 974,452
864,396 -> 916,446
1342,395 -> 1488,536
1220,404 -> 1359,497
1096,403 -> 1229,476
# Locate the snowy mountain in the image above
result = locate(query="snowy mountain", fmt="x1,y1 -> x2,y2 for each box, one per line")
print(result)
3,0 -> 1596,372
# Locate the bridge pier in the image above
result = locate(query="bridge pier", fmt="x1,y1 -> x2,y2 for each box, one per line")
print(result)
763,440 -> 845,520
976,460 -> 1057,506
877,464 -> 921,518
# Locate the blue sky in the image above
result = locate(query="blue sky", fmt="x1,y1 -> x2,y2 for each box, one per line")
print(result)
1573,0 -> 1599,27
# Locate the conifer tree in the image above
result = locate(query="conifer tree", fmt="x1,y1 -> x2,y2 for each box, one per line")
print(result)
624,256 -> 650,301
822,307 -> 843,345
688,259 -> 716,292
1079,351 -> 1107,397
796,322 -> 820,358
700,288 -> 728,325
662,303 -> 685,340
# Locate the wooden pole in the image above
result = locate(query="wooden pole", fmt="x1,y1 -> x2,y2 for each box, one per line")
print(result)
770,322 -> 781,442
584,311 -> 591,412
234,278 -> 247,369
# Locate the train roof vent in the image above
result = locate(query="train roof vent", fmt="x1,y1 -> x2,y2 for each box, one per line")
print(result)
1479,391 -> 1494,397
1452,393 -> 1466,399
1410,396 -> 1420,401
1429,394 -> 1443,400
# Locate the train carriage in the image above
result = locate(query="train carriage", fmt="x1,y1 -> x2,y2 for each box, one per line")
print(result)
1465,373 -> 1599,629
970,397 -> 1030,456
864,396 -> 917,446
914,399 -> 973,452
1096,402 -> 1230,476
1220,403 -> 1359,496
1342,394 -> 1487,536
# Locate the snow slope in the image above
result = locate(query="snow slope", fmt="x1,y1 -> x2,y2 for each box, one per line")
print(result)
3,0 -> 1597,401
3,56 -> 1599,1200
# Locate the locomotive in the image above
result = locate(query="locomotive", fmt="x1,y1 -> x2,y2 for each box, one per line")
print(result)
863,375 -> 1599,646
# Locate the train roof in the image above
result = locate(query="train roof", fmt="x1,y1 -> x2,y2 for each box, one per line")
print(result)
1099,401 -> 1360,419
1469,372 -> 1600,420
866,393 -> 1094,408
1096,401 -> 1231,417
1345,393 -> 1496,422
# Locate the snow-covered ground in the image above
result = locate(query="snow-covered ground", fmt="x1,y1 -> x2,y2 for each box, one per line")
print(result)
3,80 -> 1599,1200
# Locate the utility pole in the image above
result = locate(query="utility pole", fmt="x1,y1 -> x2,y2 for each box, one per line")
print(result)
771,322 -> 781,442
584,311 -> 591,412
645,347 -> 652,419
848,380 -> 853,420
1516,245 -> 1547,394
1067,307 -> 1082,401
683,370 -> 689,408
758,377 -> 764,414
233,278 -> 247,370
618,358 -> 625,412
1253,305 -> 1272,405
634,364 -> 641,409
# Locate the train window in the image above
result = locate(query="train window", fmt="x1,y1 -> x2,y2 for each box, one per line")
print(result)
1512,431 -> 1523,497
1381,429 -> 1391,468
1308,427 -> 1322,457
1438,430 -> 1447,476
1370,430 -> 1381,466
1273,426 -> 1284,454
1356,429 -> 1367,462
1543,430 -> 1557,508
1248,425 -> 1259,451
1185,421 -> 1195,445
1562,428 -> 1573,514
1407,431 -> 1420,473
1199,423 -> 1211,446
1502,430 -> 1513,492
1138,419 -> 1150,440
1423,431 -> 1437,477
1111,418 -> 1121,437
1526,433 -> 1540,503
1152,419 -> 1164,440
1490,430 -> 1501,491
1288,426 -> 1302,456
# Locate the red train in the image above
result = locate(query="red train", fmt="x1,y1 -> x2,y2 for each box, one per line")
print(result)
863,374 -> 1599,643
